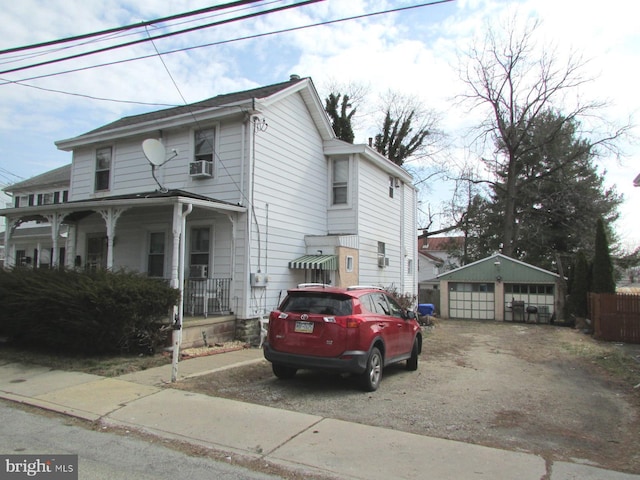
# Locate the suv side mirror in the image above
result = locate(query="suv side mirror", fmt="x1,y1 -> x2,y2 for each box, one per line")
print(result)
403,310 -> 417,320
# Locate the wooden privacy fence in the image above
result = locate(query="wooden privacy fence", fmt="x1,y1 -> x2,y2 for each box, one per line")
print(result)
588,293 -> 640,344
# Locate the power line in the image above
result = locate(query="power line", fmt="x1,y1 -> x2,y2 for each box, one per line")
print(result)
0,0 -> 325,76
0,0 -> 269,56
1,0 -> 454,87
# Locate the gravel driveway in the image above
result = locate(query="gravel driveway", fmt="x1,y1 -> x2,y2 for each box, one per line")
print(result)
173,319 -> 640,474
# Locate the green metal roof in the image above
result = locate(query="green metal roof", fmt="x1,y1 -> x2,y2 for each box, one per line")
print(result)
437,253 -> 559,283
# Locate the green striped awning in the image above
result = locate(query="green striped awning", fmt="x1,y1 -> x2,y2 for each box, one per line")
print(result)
288,254 -> 337,270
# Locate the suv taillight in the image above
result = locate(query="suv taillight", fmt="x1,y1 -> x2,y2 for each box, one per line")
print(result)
345,316 -> 361,328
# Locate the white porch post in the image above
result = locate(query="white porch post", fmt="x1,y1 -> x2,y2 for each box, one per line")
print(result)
171,202 -> 192,383
3,222 -> 13,268
45,212 -> 65,268
65,224 -> 77,268
97,207 -> 128,269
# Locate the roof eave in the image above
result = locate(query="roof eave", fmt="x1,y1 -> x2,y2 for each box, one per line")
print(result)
55,100 -> 258,151
323,139 -> 414,185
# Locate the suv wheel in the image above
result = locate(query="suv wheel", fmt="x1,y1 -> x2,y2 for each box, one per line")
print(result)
406,338 -> 419,371
360,347 -> 382,392
272,363 -> 297,379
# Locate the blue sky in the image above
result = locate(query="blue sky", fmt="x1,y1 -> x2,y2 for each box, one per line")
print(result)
0,0 -> 638,246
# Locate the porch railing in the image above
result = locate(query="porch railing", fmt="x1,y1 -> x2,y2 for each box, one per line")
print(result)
184,277 -> 231,317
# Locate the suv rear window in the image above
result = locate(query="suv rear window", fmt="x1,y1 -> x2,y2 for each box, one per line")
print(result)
280,292 -> 353,316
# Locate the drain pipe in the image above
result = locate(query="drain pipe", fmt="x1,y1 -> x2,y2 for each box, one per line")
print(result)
172,202 -> 193,382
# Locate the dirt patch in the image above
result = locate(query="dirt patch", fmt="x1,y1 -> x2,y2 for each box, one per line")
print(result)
172,320 -> 640,474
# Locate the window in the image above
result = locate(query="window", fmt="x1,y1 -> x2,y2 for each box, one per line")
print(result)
190,227 -> 210,268
385,293 -> 404,318
345,255 -> 354,273
194,129 -> 214,162
389,176 -> 395,198
37,193 -> 54,205
148,232 -> 165,277
332,158 -> 348,205
407,259 -> 413,274
377,242 -> 386,268
95,147 -> 112,191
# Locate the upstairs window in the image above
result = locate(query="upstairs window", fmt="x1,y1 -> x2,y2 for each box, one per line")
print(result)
389,176 -> 395,198
332,158 -> 348,205
194,129 -> 215,162
15,195 -> 33,207
95,147 -> 112,191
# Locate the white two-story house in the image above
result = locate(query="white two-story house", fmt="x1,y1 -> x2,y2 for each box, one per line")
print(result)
1,76 -> 417,346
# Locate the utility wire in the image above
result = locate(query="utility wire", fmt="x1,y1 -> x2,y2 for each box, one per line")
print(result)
0,0 -> 454,87
0,0 -> 325,76
0,0 -> 269,56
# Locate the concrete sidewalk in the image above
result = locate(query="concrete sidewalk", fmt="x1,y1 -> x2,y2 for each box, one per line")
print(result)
1,349 -> 638,480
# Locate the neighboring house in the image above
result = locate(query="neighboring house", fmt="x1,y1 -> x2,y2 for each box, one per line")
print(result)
1,165 -> 71,268
1,76 -> 417,346
437,253 -> 564,323
417,235 -> 463,309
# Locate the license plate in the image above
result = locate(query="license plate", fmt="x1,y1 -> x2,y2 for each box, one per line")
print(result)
294,321 -> 314,333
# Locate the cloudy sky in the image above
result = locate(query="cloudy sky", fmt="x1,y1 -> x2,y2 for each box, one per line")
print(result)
0,0 -> 638,246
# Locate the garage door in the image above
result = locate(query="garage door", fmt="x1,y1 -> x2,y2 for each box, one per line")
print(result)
504,284 -> 555,322
449,282 -> 495,320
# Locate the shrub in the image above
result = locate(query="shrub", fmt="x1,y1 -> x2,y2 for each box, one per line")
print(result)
0,268 -> 179,355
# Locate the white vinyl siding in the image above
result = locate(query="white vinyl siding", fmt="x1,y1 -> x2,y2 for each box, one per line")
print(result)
249,93 -> 328,310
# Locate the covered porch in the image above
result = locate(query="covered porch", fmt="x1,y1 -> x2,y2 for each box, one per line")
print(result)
1,190 -> 247,347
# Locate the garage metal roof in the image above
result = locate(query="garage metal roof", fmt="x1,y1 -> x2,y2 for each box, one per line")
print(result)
437,253 -> 560,283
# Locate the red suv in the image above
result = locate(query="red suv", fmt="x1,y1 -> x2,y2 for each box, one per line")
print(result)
263,285 -> 422,391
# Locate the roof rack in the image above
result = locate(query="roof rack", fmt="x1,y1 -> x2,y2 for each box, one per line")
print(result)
346,285 -> 384,291
297,283 -> 331,288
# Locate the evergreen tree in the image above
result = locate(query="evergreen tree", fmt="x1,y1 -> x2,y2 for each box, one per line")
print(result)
325,93 -> 355,143
568,251 -> 589,319
591,218 -> 616,293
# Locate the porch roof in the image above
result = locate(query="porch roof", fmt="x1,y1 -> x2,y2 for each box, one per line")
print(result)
0,189 -> 246,218
289,254 -> 337,270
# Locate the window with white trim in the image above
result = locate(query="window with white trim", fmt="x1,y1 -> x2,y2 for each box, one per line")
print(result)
147,232 -> 165,277
95,147 -> 112,191
346,255 -> 354,272
331,157 -> 348,205
194,129 -> 215,162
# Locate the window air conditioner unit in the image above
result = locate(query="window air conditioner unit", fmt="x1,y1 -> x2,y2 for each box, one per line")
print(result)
189,160 -> 213,178
189,265 -> 208,278
378,255 -> 389,268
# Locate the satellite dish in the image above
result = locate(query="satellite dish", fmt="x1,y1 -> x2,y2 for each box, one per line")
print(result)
142,138 -> 166,166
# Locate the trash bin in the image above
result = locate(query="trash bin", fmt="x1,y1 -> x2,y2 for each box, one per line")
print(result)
418,304 -> 435,316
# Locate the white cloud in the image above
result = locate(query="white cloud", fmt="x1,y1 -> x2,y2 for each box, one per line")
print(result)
0,0 -> 638,244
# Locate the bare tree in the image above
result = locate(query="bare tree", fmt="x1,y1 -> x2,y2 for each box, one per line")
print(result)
458,16 -> 629,257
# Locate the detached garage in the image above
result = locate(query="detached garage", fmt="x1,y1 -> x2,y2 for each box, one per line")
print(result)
437,253 -> 563,323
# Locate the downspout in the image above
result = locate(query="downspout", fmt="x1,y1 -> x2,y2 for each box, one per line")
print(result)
400,181 -> 405,294
171,202 -> 193,383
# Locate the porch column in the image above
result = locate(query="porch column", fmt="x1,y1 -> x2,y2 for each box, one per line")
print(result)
4,218 -> 23,268
3,221 -> 12,268
44,212 -> 65,268
97,207 -> 129,269
65,224 -> 77,269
